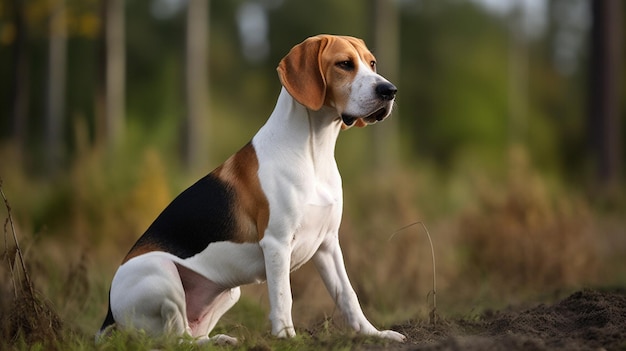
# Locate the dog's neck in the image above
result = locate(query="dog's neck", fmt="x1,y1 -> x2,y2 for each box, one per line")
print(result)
254,88 -> 343,168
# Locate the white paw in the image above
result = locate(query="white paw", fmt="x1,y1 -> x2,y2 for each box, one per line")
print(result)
196,334 -> 238,346
273,325 -> 296,338
377,329 -> 406,342
211,334 -> 239,345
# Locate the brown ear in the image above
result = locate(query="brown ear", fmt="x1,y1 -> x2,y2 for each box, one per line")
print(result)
277,36 -> 329,110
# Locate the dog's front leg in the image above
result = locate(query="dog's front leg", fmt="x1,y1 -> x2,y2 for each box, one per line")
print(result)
313,237 -> 406,342
260,235 -> 296,338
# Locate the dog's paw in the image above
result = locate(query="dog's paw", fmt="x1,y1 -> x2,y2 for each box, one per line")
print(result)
273,325 -> 296,338
196,334 -> 238,346
212,334 -> 239,345
377,329 -> 406,342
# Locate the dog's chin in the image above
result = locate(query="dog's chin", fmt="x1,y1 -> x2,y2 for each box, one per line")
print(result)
342,103 -> 393,127
362,106 -> 390,124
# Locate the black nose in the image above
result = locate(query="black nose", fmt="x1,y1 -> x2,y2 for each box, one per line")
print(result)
376,82 -> 397,101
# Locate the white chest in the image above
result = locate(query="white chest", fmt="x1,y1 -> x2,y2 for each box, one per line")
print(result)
289,191 -> 341,270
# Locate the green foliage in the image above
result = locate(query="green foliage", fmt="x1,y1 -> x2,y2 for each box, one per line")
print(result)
400,2 -> 509,165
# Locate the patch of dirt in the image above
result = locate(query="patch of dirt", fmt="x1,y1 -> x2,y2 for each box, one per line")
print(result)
392,289 -> 626,351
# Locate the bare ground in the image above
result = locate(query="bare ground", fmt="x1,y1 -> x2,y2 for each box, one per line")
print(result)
386,289 -> 626,351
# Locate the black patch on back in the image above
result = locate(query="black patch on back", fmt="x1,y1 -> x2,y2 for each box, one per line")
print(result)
127,173 -> 237,259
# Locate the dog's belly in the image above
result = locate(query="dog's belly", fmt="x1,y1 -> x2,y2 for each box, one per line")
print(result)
185,242 -> 267,288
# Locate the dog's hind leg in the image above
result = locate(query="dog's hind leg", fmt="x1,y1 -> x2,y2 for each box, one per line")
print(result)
194,287 -> 241,345
161,298 -> 192,337
111,254 -> 190,337
175,262 -> 241,345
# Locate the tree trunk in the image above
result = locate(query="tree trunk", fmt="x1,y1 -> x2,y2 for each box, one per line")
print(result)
183,0 -> 210,172
105,0 -> 126,149
45,0 -> 67,172
507,4 -> 528,146
9,0 -> 29,159
589,0 -> 623,188
96,0 -> 125,150
371,0 -> 400,172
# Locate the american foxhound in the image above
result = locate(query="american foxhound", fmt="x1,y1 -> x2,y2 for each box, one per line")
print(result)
98,34 -> 404,344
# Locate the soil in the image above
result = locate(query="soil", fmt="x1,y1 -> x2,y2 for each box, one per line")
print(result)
390,289 -> 626,351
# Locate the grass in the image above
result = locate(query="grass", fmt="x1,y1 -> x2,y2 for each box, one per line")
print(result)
1,142 -> 625,350
459,147 -> 600,291
1,178 -> 64,348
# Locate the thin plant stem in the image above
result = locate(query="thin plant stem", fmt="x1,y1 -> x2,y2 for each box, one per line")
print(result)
0,178 -> 35,299
389,221 -> 438,325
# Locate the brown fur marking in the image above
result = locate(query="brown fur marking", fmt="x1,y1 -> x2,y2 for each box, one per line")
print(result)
215,142 -> 269,242
122,240 -> 164,264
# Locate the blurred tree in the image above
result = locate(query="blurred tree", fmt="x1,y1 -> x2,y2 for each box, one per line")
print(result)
124,1 -> 184,132
534,0 -> 587,176
0,0 -> 620,189
507,3 -> 528,146
371,0 -> 400,172
589,0 -> 623,188
45,0 -> 67,172
96,0 -> 125,150
183,0 -> 210,172
399,1 -> 509,166
7,0 -> 30,158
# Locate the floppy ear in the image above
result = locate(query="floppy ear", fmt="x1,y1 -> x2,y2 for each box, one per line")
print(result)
277,36 -> 329,110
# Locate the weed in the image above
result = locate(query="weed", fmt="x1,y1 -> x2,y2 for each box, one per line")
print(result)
389,221 -> 438,325
1,178 -> 64,348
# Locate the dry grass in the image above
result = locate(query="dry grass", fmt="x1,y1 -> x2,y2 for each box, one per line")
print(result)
459,147 -> 599,292
1,179 -> 64,348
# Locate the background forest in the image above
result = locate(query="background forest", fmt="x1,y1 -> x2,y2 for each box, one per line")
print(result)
0,0 -> 624,349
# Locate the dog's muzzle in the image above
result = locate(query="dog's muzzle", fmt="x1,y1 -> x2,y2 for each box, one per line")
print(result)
341,82 -> 397,126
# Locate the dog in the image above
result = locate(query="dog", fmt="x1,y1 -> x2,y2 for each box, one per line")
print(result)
98,34 -> 405,344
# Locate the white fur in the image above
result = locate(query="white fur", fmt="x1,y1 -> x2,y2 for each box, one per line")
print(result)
105,37 -> 405,344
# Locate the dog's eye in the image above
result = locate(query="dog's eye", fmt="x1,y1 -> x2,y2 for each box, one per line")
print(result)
336,60 -> 354,71
370,61 -> 377,71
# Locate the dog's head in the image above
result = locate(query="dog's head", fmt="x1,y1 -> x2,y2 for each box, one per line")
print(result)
277,34 -> 397,128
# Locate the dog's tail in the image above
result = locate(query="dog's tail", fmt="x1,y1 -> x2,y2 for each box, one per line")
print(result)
95,290 -> 116,342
